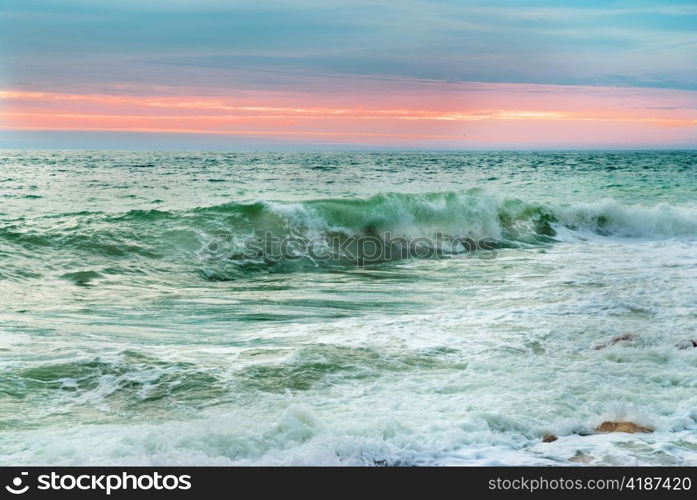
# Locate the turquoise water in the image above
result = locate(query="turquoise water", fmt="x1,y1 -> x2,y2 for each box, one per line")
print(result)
1,150 -> 696,465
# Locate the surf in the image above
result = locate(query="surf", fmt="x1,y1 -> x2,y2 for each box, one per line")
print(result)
2,191 -> 696,272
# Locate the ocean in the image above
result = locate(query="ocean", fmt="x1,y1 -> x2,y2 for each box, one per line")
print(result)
1,150 -> 696,465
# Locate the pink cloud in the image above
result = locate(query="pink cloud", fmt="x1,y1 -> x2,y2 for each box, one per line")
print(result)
1,81 -> 695,146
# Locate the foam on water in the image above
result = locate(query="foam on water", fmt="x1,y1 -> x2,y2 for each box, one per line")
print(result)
1,151 -> 696,465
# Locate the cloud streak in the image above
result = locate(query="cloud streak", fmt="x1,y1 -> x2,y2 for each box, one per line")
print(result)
2,82 -> 695,147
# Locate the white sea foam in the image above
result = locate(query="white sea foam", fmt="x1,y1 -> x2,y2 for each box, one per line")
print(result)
258,193 -> 697,244
3,152 -> 697,466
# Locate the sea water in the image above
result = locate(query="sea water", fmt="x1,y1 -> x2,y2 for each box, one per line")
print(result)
0,150 -> 696,465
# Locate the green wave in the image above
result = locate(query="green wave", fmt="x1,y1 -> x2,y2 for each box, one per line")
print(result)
1,190 -> 695,280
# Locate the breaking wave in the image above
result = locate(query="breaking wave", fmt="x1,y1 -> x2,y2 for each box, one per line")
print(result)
2,190 -> 696,279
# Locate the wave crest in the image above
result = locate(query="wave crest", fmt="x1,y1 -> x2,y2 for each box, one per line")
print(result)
2,191 -> 695,279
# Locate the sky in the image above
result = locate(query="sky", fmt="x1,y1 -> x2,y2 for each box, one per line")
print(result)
0,0 -> 696,150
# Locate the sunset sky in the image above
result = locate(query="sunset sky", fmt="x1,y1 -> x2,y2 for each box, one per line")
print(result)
1,0 -> 696,150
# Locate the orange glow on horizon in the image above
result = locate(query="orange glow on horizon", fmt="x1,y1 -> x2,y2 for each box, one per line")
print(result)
1,84 -> 696,146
